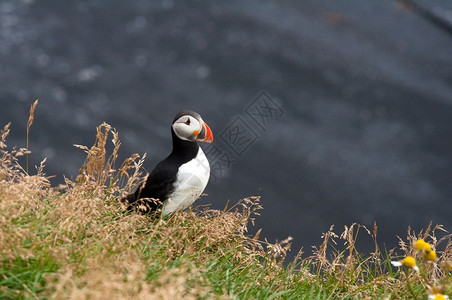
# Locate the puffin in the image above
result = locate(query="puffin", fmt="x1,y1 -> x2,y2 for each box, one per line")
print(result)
122,110 -> 213,215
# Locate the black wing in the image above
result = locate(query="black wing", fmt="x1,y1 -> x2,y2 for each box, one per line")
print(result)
121,156 -> 180,213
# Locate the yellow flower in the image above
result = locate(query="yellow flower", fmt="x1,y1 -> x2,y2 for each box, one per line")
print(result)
428,294 -> 449,300
425,250 -> 437,262
414,239 -> 432,252
414,239 -> 437,261
391,256 -> 419,272
401,256 -> 416,268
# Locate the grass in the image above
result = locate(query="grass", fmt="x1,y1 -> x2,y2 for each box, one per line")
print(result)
1,108 -> 451,299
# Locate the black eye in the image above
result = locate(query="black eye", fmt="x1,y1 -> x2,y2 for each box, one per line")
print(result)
185,118 -> 191,125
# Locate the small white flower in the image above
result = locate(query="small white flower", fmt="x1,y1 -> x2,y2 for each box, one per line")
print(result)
391,256 -> 419,272
428,294 -> 449,300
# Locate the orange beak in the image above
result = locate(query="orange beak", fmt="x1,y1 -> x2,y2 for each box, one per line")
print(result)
196,121 -> 213,143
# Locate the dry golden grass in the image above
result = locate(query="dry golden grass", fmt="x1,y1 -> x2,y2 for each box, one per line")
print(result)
1,105 -> 451,299
0,120 -> 269,299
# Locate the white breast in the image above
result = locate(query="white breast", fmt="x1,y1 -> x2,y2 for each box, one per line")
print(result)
162,147 -> 210,215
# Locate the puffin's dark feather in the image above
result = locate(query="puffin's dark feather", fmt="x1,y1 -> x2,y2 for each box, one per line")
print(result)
122,110 -> 206,214
172,110 -> 201,123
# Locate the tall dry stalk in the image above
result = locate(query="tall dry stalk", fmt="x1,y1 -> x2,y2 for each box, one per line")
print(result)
74,122 -> 146,196
26,100 -> 39,174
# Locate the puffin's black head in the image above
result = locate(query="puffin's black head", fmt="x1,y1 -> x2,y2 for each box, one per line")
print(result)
171,110 -> 213,143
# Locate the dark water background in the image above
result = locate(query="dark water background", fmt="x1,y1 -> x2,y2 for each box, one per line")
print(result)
1,0 -> 452,256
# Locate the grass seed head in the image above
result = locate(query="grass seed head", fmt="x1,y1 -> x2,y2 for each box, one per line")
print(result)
27,99 -> 39,129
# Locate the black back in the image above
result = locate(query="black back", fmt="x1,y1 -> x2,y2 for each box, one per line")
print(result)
123,120 -> 200,213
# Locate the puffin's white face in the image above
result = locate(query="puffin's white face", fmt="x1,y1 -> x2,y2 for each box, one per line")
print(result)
172,115 -> 203,142
172,112 -> 213,143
